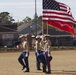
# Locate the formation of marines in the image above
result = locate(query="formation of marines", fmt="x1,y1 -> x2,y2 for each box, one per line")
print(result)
18,34 -> 52,74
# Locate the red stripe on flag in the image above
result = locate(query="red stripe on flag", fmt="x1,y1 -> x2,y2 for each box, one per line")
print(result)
48,21 -> 74,34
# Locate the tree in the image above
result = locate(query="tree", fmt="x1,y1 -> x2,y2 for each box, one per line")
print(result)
17,21 -> 24,26
32,13 -> 38,23
0,12 -> 15,24
37,16 -> 42,26
23,16 -> 32,23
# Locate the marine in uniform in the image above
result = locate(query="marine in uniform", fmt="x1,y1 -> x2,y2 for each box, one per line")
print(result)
35,35 -> 43,70
37,35 -> 52,73
44,35 -> 52,74
35,35 -> 46,73
18,35 -> 30,72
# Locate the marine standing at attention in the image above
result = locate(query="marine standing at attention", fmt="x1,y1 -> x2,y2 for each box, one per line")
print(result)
34,35 -> 43,70
44,35 -> 52,74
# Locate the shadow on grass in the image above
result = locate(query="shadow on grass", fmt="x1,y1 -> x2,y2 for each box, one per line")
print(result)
51,70 -> 76,75
23,70 -> 76,75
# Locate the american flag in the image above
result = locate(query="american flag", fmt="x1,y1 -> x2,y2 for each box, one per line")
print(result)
42,0 -> 76,24
42,0 -> 75,35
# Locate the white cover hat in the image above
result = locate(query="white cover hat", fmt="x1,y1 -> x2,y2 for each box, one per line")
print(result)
36,35 -> 40,39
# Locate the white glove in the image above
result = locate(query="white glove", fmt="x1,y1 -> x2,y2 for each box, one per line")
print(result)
25,53 -> 28,57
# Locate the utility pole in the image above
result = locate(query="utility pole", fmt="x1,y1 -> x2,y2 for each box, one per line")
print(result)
35,0 -> 37,36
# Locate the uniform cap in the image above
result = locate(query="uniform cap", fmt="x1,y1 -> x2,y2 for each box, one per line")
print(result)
36,35 -> 40,39
20,34 -> 27,38
40,35 -> 45,40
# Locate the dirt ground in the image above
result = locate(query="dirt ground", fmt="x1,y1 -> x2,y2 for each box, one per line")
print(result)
0,50 -> 76,75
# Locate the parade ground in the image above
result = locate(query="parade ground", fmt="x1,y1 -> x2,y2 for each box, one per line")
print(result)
0,50 -> 76,75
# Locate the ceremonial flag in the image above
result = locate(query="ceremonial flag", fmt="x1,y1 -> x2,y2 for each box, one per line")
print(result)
42,0 -> 76,34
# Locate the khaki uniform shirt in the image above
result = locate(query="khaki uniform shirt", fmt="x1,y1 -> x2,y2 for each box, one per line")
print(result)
40,40 -> 45,50
21,41 -> 29,52
35,41 -> 41,51
44,39 -> 51,55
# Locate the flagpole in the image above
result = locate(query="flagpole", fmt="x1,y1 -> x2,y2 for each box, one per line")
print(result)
42,0 -> 44,36
47,22 -> 48,35
42,21 -> 44,35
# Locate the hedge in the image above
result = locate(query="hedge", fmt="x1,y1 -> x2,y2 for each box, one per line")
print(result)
0,46 -> 76,52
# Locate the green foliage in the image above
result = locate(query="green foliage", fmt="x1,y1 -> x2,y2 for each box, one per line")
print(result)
51,46 -> 76,50
0,46 -> 76,52
0,48 -> 21,52
0,12 -> 15,24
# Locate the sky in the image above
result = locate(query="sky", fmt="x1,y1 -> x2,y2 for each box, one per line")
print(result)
0,0 -> 76,22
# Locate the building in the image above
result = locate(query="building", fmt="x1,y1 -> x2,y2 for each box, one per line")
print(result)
43,27 -> 74,46
0,23 -> 18,47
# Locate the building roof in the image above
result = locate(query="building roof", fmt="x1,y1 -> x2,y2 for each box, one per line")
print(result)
0,23 -> 8,26
17,22 -> 42,35
0,23 -> 17,32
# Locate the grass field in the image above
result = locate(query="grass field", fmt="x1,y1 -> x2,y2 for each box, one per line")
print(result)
0,50 -> 76,75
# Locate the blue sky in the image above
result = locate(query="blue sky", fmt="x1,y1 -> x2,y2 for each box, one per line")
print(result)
0,0 -> 76,22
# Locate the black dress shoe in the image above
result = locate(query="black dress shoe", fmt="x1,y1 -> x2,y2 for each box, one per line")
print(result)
22,66 -> 26,70
43,70 -> 46,73
37,69 -> 41,70
45,71 -> 51,74
24,70 -> 30,72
